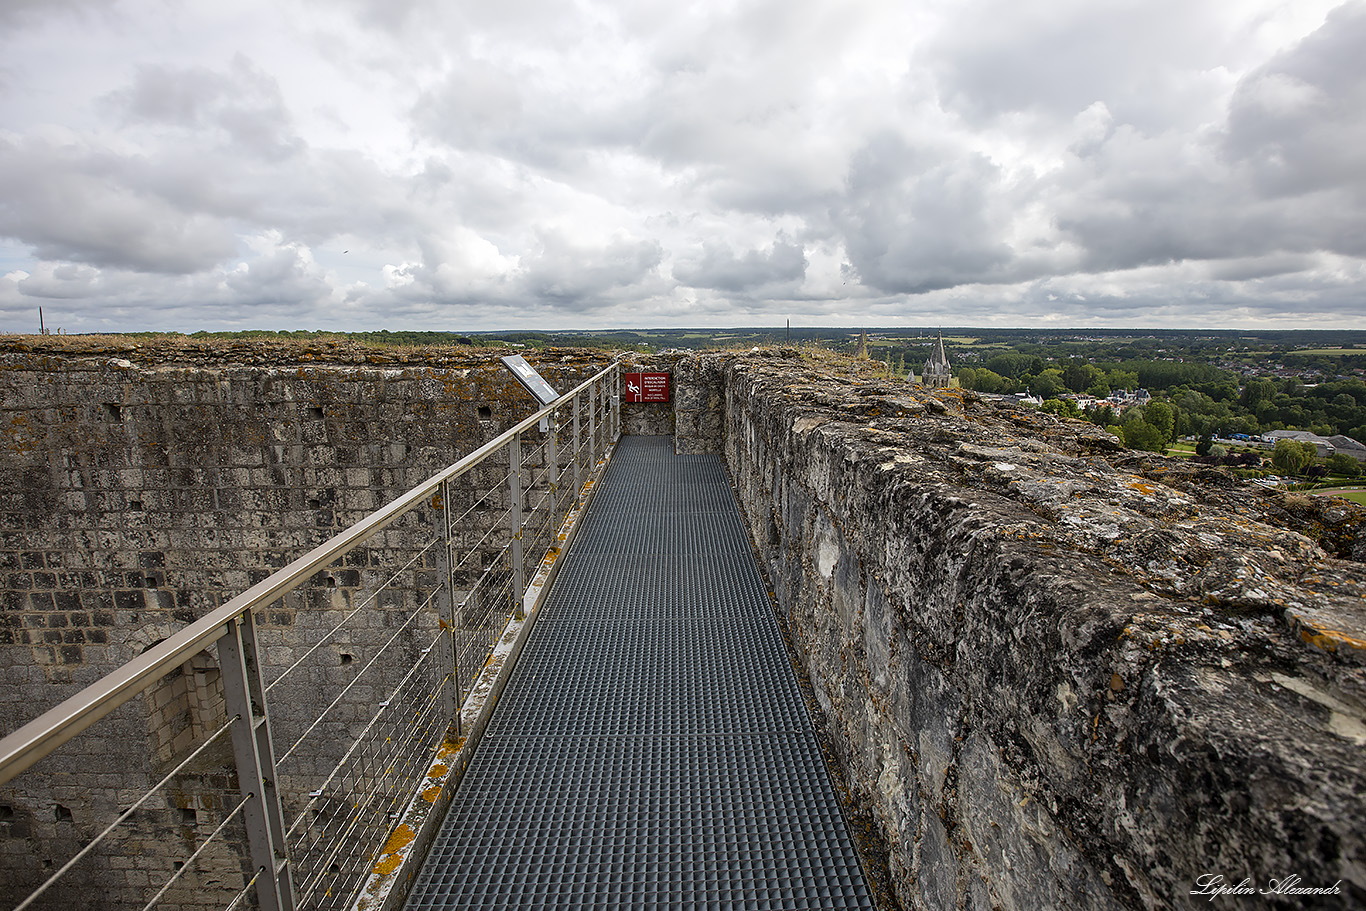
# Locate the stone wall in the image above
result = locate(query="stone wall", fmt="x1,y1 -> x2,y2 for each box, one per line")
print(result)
674,351 -> 727,454
0,338 -> 609,910
717,350 -> 1366,911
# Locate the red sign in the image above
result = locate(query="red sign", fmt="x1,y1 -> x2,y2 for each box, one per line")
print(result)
641,372 -> 670,402
623,372 -> 670,403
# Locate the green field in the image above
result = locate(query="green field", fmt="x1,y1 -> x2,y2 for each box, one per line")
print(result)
1314,487 -> 1366,505
943,337 -> 1013,348
1292,347 -> 1364,356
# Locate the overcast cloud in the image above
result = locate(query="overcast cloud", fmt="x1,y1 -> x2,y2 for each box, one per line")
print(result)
0,0 -> 1362,332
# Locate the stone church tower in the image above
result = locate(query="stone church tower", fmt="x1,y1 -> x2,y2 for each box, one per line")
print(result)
922,333 -> 951,388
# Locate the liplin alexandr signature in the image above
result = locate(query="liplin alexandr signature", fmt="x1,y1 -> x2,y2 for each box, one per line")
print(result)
1190,873 -> 1343,901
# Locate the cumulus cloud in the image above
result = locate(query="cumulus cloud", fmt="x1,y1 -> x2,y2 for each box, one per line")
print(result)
0,133 -> 240,273
0,0 -> 1362,331
1044,2 -> 1366,278
521,232 -> 665,304
0,0 -> 115,29
1224,0 -> 1366,202
223,232 -> 335,306
672,236 -> 806,292
929,0 -> 1237,130
836,134 -> 1024,294
109,56 -> 303,161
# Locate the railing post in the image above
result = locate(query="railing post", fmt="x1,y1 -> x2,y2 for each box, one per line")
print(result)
588,381 -> 598,465
219,611 -> 296,911
545,411 -> 559,528
611,364 -> 621,440
434,479 -> 459,734
572,394 -> 582,497
509,432 -> 525,620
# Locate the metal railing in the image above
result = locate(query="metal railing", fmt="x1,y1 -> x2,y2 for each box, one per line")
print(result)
0,360 -> 623,911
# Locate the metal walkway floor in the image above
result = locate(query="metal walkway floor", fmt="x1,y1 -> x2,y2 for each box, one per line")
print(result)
404,436 -> 875,910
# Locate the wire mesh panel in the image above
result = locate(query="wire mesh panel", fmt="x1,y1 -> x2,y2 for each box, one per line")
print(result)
404,436 -> 875,911
277,620 -> 451,911
0,708 -> 261,911
266,378 -> 619,911
0,362 -> 622,911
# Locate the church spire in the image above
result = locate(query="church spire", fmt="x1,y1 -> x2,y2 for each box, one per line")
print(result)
922,332 -> 951,388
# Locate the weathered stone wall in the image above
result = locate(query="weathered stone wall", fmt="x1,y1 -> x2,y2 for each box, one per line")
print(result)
674,352 -> 727,454
0,338 -> 609,910
718,350 -> 1366,911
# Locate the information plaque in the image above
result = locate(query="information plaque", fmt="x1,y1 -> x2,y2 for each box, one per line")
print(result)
500,355 -> 560,406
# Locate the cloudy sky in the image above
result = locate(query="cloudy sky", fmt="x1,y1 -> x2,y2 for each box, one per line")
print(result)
1,0 -> 1363,333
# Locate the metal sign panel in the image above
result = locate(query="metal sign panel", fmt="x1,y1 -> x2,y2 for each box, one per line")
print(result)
624,372 -> 670,403
500,355 -> 560,406
641,372 -> 670,402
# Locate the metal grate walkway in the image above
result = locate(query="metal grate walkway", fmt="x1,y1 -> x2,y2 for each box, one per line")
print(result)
403,436 -> 875,910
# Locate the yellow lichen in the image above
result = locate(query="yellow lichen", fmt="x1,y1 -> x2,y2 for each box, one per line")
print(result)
381,824 -> 415,854
371,824 -> 417,876
1298,625 -> 1366,655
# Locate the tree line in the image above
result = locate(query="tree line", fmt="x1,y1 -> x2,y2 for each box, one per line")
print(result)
914,337 -> 1366,470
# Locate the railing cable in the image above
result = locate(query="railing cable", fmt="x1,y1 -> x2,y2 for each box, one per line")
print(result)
11,715 -> 240,911
138,792 -> 255,911
287,626 -> 448,908
264,537 -> 439,694
275,587 -> 441,767
223,867 -> 265,911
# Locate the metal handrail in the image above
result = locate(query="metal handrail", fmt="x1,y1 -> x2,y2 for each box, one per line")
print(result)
0,358 -> 622,788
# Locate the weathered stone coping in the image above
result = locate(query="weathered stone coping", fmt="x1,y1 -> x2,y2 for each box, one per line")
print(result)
713,349 -> 1366,910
